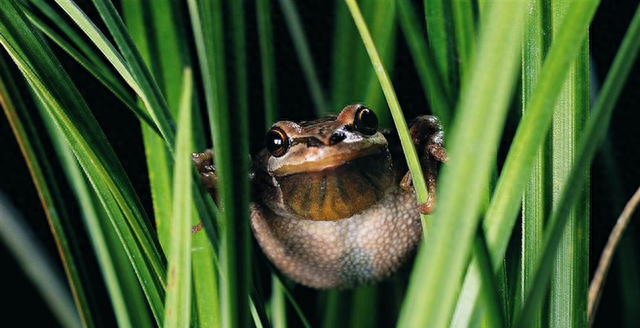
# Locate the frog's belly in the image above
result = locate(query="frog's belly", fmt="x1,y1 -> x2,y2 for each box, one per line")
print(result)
251,188 -> 422,289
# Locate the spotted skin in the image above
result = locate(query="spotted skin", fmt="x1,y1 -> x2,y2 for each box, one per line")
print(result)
250,188 -> 422,289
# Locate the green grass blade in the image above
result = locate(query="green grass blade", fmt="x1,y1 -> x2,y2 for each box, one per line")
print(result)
257,0 -> 278,127
473,230 -> 505,328
54,0 -> 175,147
330,0 -> 357,109
397,1 -> 528,326
0,2 -> 167,323
188,0 -> 252,326
349,286 -> 378,328
548,2 -> 590,327
450,0 -> 475,82
520,1 -> 549,326
423,0 -> 457,97
41,102 -> 153,328
0,54 -> 95,328
269,277 -> 287,328
396,0 -> 451,128
514,4 -> 640,326
277,0 -> 328,115
452,2 -> 599,326
344,0 -> 429,228
163,69 -> 193,328
17,0 -> 161,134
0,194 -> 83,328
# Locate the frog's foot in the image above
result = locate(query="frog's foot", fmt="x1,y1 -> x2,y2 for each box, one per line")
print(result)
400,115 -> 447,214
192,149 -> 217,234
192,149 -> 217,198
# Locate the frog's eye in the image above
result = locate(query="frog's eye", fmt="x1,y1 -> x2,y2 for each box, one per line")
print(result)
354,106 -> 378,135
265,127 -> 290,157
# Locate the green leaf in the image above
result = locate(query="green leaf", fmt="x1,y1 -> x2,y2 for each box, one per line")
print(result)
451,2 -> 600,326
0,1 -> 167,323
515,3 -> 640,326
0,49 -> 95,328
163,69 -> 194,328
423,0 -> 458,97
277,0 -> 328,115
451,0 -> 475,83
396,0 -> 451,128
398,1 -> 528,327
0,194 -> 83,328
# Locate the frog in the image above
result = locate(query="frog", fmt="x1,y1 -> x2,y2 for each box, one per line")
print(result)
192,104 -> 447,289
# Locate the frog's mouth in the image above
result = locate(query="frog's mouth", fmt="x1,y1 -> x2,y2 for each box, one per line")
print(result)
270,141 -> 387,177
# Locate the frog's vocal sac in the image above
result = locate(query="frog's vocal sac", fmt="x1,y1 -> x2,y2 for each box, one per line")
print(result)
193,104 -> 447,289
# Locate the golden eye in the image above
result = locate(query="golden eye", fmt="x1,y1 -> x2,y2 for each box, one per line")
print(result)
265,127 -> 290,157
354,106 -> 378,135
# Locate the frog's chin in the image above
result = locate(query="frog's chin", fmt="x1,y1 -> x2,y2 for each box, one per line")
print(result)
270,143 -> 387,177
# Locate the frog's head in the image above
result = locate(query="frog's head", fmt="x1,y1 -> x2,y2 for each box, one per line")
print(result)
263,104 -> 395,221
265,104 -> 387,177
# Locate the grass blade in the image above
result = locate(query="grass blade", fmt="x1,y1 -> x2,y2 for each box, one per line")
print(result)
423,0 -> 457,97
520,1 -> 549,327
548,2 -> 591,327
277,0 -> 328,115
189,0 -> 252,326
452,2 -> 600,326
514,4 -> 640,325
396,0 -> 451,128
589,187 -> 640,326
0,53 -> 95,328
54,0 -> 175,147
397,1 -> 528,326
0,2 -> 167,323
39,98 -> 153,328
344,0 -> 429,228
0,194 -> 82,328
257,0 -> 278,127
163,69 -> 193,328
450,0 -> 475,82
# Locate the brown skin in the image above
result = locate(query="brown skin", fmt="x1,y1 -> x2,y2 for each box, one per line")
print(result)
193,104 -> 447,289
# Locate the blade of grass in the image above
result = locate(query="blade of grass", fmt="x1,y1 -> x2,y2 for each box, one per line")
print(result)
277,0 -> 328,115
589,187 -> 640,326
0,193 -> 82,328
163,69 -> 193,328
349,286 -> 378,328
548,2 -> 590,326
0,2 -> 167,323
0,54 -> 95,328
330,0 -> 357,109
360,0 -> 395,125
54,0 -> 174,147
423,0 -> 457,97
451,2 -> 600,326
450,0 -> 475,83
520,1 -> 550,327
344,0 -> 429,229
514,4 -> 640,325
40,98 -> 153,328
188,0 -> 252,327
397,1 -> 528,326
396,0 -> 451,128
256,0 -> 287,325
257,0 -> 277,127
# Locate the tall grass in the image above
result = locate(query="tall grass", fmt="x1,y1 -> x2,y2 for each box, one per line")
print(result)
1,0 -> 639,327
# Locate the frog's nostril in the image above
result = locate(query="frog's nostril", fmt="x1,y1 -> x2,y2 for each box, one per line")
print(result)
329,131 -> 346,145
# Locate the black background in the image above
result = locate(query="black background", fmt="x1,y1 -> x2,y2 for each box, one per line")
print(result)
1,0 -> 639,327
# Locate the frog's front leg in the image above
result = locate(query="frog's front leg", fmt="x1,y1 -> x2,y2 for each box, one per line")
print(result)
400,115 -> 448,214
192,149 -> 217,234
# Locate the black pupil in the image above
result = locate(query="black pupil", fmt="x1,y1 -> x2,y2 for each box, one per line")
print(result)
266,130 -> 288,156
355,108 -> 378,135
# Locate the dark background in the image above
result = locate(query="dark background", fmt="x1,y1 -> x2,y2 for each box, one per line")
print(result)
1,0 -> 639,327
